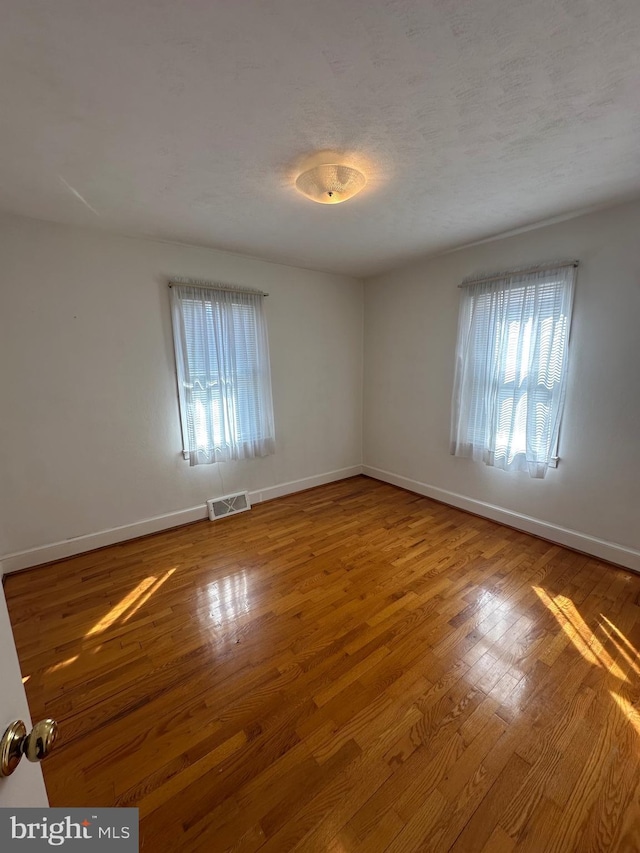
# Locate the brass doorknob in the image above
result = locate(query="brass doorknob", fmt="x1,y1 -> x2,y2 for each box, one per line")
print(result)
23,719 -> 58,763
0,719 -> 58,777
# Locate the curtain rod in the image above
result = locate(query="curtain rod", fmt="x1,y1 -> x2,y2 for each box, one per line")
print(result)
168,280 -> 269,297
459,260 -> 579,288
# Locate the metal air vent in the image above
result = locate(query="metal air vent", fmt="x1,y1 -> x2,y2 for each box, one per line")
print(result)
207,491 -> 251,521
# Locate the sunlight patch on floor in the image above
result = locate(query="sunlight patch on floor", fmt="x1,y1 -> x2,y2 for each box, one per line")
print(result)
86,570 -> 176,637
599,615 -> 640,677
610,691 -> 640,737
122,568 -> 176,623
533,586 -> 627,681
43,654 -> 80,675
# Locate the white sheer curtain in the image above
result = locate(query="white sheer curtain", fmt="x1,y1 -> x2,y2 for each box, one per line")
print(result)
170,283 -> 275,466
450,264 -> 576,478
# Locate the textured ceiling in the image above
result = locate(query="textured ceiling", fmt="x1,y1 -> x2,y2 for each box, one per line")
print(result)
1,0 -> 639,276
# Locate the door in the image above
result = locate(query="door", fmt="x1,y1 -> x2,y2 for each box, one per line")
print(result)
0,583 -> 48,807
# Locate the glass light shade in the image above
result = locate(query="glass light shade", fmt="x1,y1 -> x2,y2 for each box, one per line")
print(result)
295,164 -> 366,204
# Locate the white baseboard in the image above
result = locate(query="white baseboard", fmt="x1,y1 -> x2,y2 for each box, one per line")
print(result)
0,466 -> 363,575
10,464 -> 634,575
248,465 -> 362,504
0,505 -> 208,575
362,466 -> 640,573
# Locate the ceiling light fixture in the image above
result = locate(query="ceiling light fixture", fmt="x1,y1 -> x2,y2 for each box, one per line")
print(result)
295,163 -> 366,205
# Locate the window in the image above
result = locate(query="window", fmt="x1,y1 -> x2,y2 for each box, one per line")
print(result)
170,282 -> 275,466
450,263 -> 576,478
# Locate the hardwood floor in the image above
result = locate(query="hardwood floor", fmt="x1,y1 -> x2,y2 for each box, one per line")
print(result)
5,475 -> 640,852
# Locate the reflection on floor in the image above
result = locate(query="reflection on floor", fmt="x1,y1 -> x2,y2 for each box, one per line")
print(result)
5,476 -> 640,852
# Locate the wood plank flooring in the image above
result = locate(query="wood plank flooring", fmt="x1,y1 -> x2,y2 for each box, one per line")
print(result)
5,475 -> 640,852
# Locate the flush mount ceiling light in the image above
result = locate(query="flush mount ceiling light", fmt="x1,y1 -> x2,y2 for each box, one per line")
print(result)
295,163 -> 366,204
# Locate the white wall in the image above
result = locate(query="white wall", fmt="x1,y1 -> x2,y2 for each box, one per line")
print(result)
4,200 -> 639,574
0,216 -> 363,569
363,201 -> 640,570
